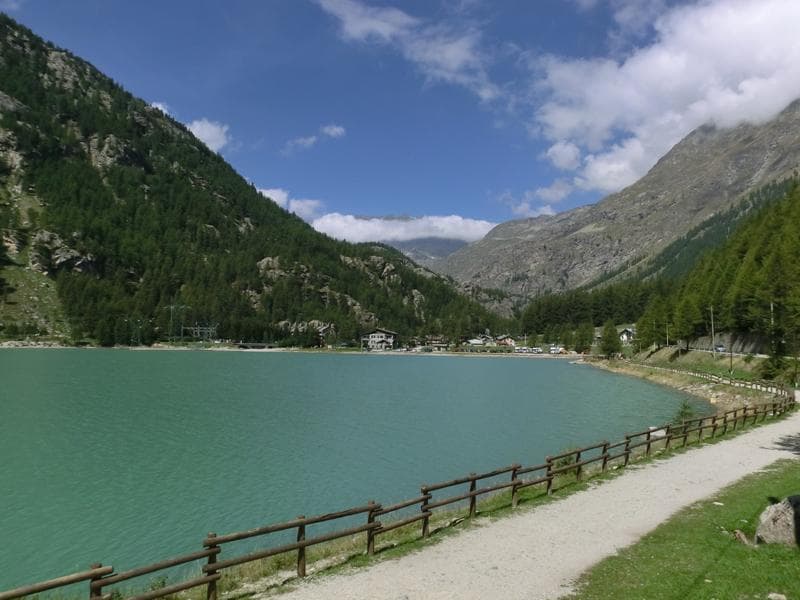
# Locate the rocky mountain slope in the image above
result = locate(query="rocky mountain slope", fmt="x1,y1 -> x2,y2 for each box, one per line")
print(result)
387,237 -> 467,268
0,15 -> 502,343
434,101 -> 800,298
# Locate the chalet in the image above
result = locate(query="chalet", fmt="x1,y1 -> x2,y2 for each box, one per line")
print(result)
425,335 -> 450,352
362,328 -> 397,351
495,334 -> 516,347
619,327 -> 635,344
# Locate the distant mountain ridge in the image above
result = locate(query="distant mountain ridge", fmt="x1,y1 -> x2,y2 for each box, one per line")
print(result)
386,237 -> 467,267
433,100 -> 800,298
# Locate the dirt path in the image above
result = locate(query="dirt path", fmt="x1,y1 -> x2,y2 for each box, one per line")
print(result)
260,411 -> 800,600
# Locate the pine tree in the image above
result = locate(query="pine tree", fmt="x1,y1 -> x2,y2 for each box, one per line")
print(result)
600,320 -> 622,358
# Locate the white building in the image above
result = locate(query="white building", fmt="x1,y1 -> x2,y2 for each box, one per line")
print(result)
362,328 -> 397,351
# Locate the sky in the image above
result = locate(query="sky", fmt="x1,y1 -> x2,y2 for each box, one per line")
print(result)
5,0 -> 800,243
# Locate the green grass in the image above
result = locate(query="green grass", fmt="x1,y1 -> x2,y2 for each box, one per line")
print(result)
569,459 -> 800,600
635,348 -> 764,381
0,246 -> 71,340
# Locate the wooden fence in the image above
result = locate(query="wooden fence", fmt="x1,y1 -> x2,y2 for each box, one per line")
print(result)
1,396 -> 795,600
625,361 -> 792,397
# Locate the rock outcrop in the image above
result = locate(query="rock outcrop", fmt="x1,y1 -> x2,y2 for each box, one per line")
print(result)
29,230 -> 95,275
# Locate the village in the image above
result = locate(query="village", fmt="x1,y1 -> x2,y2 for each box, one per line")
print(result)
358,326 -> 636,353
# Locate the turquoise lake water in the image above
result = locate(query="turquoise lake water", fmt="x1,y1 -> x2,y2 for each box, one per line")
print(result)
0,349 -> 706,589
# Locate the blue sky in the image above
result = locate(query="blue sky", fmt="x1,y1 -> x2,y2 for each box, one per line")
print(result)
5,0 -> 800,242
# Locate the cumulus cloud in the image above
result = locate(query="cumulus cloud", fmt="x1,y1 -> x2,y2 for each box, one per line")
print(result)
535,0 -> 800,195
497,190 -> 557,219
316,0 -> 499,102
187,118 -> 231,152
321,124 -> 346,138
534,179 -> 573,203
545,141 -> 581,171
311,213 -> 496,243
258,188 -> 325,221
150,101 -> 171,115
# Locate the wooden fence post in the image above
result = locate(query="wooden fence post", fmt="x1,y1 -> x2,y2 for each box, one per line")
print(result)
601,441 -> 609,472
665,424 -> 673,450
731,409 -> 738,431
205,534 -> 218,600
711,415 -> 718,438
367,501 -> 378,556
468,473 -> 477,518
89,563 -> 105,600
623,436 -> 631,466
545,457 -> 554,495
645,430 -> 652,456
510,464 -> 520,508
681,422 -> 689,447
575,451 -> 583,481
421,486 -> 430,537
296,516 -> 306,577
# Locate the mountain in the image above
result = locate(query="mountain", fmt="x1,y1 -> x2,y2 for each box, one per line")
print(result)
434,101 -> 800,299
386,237 -> 467,267
0,15 -> 503,344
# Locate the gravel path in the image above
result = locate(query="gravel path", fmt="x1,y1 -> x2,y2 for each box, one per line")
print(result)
265,411 -> 800,600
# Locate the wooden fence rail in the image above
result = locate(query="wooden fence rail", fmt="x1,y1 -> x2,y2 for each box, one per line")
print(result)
625,361 -> 792,397
2,395 -> 794,600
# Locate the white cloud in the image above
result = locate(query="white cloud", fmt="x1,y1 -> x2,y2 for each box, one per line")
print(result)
321,124 -> 346,138
311,213 -> 496,243
545,141 -> 581,170
281,135 -> 318,155
497,190 -> 556,219
316,0 -> 499,101
510,201 -> 556,219
534,179 -> 573,203
316,0 -> 417,42
258,188 -> 324,221
534,0 -> 800,196
609,0 -> 667,36
150,101 -> 171,115
187,118 -> 231,152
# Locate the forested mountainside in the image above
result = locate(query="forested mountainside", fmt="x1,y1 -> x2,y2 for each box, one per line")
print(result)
0,14 -> 504,345
434,101 -> 800,299
636,181 -> 800,369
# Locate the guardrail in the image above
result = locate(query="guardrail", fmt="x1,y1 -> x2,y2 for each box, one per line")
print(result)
2,396 -> 794,600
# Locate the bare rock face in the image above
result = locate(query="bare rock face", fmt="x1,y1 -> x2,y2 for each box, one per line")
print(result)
29,230 -> 95,275
756,496 -> 800,546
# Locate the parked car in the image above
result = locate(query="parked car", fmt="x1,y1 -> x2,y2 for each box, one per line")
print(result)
714,344 -> 726,353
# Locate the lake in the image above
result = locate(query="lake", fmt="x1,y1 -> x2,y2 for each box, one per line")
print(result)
0,349 -> 706,589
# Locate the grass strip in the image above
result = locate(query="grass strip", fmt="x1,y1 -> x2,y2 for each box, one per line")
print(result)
568,458 -> 800,600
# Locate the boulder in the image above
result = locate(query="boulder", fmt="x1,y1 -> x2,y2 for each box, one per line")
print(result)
755,496 -> 800,546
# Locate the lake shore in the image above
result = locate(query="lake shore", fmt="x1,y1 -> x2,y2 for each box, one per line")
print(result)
587,357 -> 778,413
